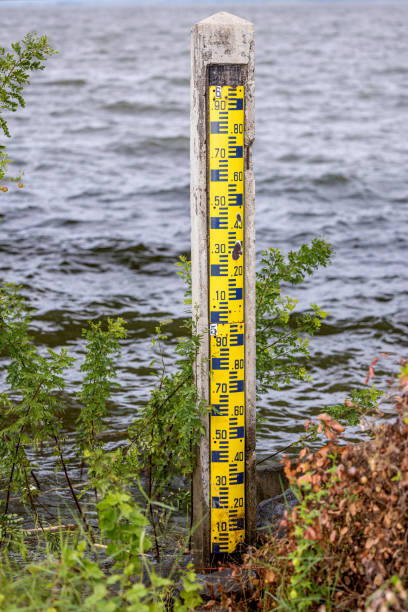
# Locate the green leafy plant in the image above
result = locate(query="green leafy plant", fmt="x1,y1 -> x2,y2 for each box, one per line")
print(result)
123,315 -> 207,558
0,282 -> 202,610
0,33 -> 56,190
327,386 -> 384,427
77,318 -> 127,453
282,454 -> 339,612
0,509 -> 202,611
127,318 -> 205,493
175,238 -> 332,400
0,283 -> 75,525
256,238 -> 331,397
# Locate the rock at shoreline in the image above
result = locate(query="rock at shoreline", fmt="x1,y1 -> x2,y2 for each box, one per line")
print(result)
195,568 -> 255,601
256,488 -> 299,535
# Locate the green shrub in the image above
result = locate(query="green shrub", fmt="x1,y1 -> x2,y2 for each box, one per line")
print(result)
0,33 -> 56,190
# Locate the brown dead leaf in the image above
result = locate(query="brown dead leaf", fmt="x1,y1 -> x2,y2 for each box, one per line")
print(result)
399,375 -> 408,392
373,573 -> 383,587
324,427 -> 337,441
317,412 -> 332,423
297,473 -> 312,486
304,527 -> 318,540
329,529 -> 337,544
365,365 -> 375,385
329,419 -> 345,433
365,538 -> 378,550
264,569 -> 275,583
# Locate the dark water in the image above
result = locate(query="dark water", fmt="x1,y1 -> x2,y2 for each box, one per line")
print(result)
1,1 -> 408,478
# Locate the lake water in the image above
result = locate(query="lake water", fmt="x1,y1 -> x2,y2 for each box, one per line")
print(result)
1,1 -> 408,481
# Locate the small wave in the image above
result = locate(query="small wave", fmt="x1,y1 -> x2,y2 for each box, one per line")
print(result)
143,184 -> 189,198
47,79 -> 87,87
103,101 -> 154,114
376,66 -> 408,76
313,173 -> 350,186
28,217 -> 82,229
67,125 -> 107,135
308,155 -> 337,165
67,190 -> 105,201
277,153 -> 301,162
111,135 -> 187,157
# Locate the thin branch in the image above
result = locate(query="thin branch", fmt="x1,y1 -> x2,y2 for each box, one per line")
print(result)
3,379 -> 44,517
30,469 -> 42,490
34,498 -> 58,522
53,434 -> 94,543
148,454 -> 160,563
23,524 -> 77,535
23,466 -> 44,532
265,330 -> 298,351
256,266 -> 275,311
7,481 -> 90,503
256,433 -> 314,465
123,374 -> 191,456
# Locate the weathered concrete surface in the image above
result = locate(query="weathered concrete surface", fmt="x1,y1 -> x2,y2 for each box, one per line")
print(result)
256,463 -> 289,504
190,12 -> 255,566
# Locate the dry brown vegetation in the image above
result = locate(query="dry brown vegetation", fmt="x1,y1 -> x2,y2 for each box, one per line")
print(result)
221,376 -> 408,611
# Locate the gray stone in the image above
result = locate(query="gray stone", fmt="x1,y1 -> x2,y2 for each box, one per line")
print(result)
195,568 -> 255,600
256,489 -> 299,535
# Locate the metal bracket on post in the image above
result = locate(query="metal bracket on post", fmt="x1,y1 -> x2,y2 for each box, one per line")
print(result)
190,12 -> 255,567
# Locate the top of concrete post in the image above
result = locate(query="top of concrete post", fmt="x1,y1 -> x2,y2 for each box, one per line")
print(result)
196,11 -> 253,29
191,11 -> 254,65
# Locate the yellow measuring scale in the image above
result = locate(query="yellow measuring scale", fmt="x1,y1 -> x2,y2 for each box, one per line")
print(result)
209,84 -> 245,554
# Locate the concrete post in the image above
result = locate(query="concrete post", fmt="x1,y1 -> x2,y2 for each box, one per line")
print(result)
190,12 -> 255,566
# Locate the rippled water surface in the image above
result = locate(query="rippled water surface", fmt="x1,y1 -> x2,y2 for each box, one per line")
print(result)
1,2 -> 408,471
